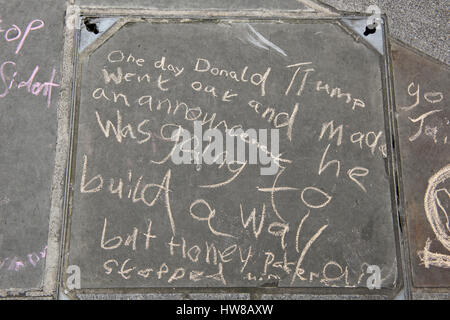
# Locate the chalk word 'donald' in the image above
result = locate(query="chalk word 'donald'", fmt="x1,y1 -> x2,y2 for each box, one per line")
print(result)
170,121 -> 280,175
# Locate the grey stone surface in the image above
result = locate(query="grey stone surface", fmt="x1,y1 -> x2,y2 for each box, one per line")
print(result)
63,16 -> 399,296
0,0 -> 65,291
317,0 -> 449,65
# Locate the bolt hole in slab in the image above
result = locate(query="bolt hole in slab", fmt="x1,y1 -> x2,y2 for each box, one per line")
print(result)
363,25 -> 377,36
84,18 -> 99,34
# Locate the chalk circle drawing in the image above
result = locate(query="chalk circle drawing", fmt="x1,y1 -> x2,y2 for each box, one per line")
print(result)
418,164 -> 450,268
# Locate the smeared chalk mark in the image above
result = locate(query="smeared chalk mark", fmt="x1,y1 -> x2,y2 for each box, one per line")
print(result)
418,238 -> 450,269
236,24 -> 287,57
0,245 -> 47,272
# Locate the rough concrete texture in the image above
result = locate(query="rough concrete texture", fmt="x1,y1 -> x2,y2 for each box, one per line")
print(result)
317,0 -> 449,65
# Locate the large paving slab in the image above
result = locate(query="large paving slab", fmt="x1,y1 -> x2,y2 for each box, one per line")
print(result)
0,0 -> 65,295
60,13 -> 402,298
390,40 -> 450,298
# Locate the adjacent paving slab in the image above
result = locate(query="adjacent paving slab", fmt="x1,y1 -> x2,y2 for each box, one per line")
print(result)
391,40 -> 450,296
0,0 -> 65,294
61,15 -> 402,298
